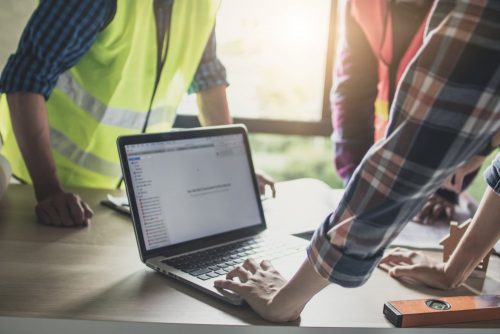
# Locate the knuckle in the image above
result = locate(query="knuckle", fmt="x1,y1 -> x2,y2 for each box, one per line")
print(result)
68,193 -> 79,202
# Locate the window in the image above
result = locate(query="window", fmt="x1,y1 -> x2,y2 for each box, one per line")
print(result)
175,0 -> 338,136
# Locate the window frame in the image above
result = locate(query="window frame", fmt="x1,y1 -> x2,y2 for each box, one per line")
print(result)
173,0 -> 338,137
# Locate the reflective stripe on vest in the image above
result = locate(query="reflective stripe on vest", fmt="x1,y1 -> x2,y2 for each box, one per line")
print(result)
0,0 -> 220,188
55,72 -> 166,130
50,127 -> 121,178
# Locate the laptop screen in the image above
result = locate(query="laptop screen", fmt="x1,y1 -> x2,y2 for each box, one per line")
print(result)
124,133 -> 263,251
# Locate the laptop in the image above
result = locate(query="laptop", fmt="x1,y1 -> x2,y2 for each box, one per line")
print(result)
117,125 -> 307,305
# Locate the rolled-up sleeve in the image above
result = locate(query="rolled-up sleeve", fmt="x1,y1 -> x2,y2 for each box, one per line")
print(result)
188,27 -> 229,94
307,1 -> 500,287
307,214 -> 382,287
0,0 -> 114,100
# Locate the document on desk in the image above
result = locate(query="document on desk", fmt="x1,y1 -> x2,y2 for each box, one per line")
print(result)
391,220 -> 500,253
263,178 -> 500,254
262,178 -> 344,236
391,195 -> 500,254
101,194 -> 131,214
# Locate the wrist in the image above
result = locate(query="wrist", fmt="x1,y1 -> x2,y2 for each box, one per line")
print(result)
442,261 -> 464,289
267,258 -> 330,321
33,179 -> 64,201
268,284 -> 305,321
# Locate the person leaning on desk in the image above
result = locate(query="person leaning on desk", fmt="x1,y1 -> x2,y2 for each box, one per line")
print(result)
331,0 -> 479,225
0,0 -> 274,227
214,1 -> 500,322
379,150 -> 500,290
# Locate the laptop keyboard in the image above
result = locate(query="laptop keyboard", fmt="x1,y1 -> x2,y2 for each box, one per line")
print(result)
162,236 -> 304,280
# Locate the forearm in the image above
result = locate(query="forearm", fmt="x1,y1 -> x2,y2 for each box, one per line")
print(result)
197,85 -> 232,126
7,92 -> 62,200
271,258 -> 330,319
444,187 -> 500,287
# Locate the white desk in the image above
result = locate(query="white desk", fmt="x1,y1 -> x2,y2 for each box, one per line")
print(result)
0,181 -> 498,333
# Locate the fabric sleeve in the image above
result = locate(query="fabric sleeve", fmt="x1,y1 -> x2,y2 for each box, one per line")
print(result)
188,27 -> 229,94
0,0 -> 115,100
308,1 -> 500,287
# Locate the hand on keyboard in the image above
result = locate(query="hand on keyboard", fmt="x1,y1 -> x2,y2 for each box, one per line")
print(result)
214,258 -> 300,322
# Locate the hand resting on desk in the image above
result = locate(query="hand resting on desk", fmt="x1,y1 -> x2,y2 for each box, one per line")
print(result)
380,185 -> 500,290
413,193 -> 455,225
36,191 -> 93,227
379,248 -> 450,289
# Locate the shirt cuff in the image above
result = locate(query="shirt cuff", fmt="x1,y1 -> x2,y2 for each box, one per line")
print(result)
188,58 -> 229,94
306,213 -> 382,288
0,54 -> 57,100
484,154 -> 500,195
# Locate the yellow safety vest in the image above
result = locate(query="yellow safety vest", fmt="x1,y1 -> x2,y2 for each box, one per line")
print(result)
0,0 -> 219,188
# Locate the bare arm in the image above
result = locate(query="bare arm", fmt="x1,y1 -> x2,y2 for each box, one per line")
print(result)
380,186 -> 500,289
7,92 -> 61,200
443,186 -> 499,287
7,92 -> 92,226
196,85 -> 232,126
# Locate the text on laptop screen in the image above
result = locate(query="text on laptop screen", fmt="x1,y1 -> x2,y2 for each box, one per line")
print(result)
125,134 -> 262,251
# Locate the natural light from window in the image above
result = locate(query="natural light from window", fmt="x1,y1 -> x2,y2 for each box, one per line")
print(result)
177,0 -> 332,122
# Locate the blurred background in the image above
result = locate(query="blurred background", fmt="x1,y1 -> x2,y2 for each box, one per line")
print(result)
0,0 -> 494,198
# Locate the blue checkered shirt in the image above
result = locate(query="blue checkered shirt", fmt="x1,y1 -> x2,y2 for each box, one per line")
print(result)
0,0 -> 228,100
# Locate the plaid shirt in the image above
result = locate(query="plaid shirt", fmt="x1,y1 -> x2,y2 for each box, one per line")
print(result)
308,0 -> 500,287
0,0 -> 227,100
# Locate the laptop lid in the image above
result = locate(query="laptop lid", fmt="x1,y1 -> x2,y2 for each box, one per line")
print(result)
117,125 -> 267,262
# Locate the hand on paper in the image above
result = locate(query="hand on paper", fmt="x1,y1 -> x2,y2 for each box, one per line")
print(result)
379,248 -> 450,289
414,193 -> 454,225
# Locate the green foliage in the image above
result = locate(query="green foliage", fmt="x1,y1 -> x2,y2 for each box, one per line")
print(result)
249,134 -> 343,188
